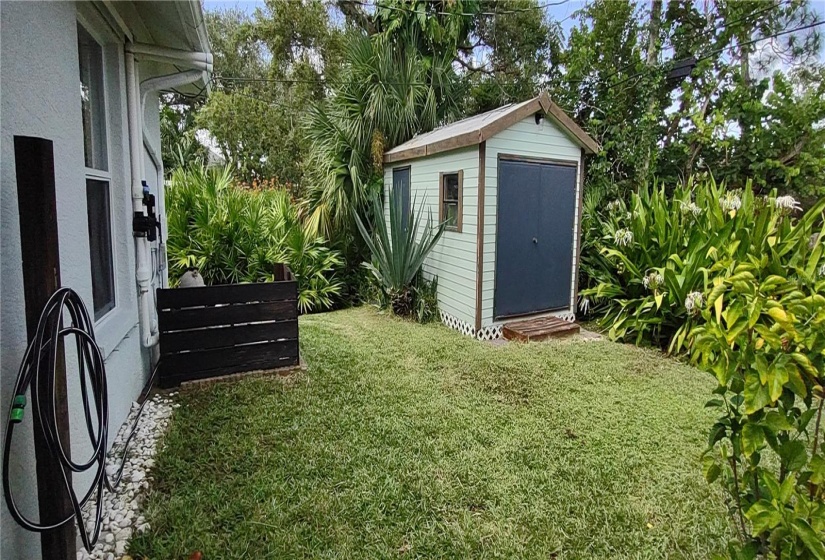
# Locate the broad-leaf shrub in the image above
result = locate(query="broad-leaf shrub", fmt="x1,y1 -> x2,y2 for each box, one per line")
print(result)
690,197 -> 825,558
580,178 -> 813,352
166,165 -> 343,312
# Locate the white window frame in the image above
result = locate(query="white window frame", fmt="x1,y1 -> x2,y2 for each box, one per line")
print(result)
79,20 -> 118,326
76,12 -> 143,364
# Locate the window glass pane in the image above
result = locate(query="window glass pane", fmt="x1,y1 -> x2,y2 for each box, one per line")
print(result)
86,179 -> 115,319
443,173 -> 459,201
443,202 -> 458,228
77,24 -> 107,171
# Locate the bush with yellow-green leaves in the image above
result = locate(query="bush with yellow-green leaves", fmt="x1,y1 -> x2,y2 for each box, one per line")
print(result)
689,196 -> 824,558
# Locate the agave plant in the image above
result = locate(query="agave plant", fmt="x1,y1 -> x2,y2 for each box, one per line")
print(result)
355,188 -> 446,316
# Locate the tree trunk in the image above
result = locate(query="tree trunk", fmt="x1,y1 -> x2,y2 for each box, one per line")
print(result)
639,0 -> 663,184
335,0 -> 377,35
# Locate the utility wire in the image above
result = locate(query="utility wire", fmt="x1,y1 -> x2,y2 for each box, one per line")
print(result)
553,0 -> 791,89
604,19 -> 824,92
207,1 -> 796,89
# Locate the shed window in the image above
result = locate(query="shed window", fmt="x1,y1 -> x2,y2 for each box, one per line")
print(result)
440,171 -> 463,232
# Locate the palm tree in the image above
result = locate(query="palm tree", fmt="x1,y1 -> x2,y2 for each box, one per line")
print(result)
303,32 -> 463,241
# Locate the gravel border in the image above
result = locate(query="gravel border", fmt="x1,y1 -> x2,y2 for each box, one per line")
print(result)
77,393 -> 178,560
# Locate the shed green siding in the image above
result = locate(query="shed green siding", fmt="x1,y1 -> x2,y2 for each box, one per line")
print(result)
481,116 -> 582,326
383,113 -> 583,336
383,147 -> 479,327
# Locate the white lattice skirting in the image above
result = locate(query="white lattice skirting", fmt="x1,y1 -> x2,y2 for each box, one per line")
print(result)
439,311 -> 504,341
476,324 -> 503,341
439,310 -> 576,341
553,310 -> 576,322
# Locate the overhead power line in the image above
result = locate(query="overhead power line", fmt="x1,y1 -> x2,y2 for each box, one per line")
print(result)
603,19 -> 825,92
203,15 -> 822,96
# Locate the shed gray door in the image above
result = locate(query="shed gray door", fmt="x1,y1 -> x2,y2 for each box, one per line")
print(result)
392,166 -> 411,232
494,159 -> 577,319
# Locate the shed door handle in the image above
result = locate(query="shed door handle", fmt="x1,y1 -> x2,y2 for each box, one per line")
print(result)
532,237 -> 538,244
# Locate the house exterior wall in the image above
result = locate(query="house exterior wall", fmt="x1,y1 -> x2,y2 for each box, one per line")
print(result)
482,116 -> 582,328
0,3 -> 164,557
383,147 -> 480,328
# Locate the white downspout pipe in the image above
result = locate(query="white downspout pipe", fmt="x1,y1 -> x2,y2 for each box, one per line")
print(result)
126,49 -> 158,349
126,47 -> 209,349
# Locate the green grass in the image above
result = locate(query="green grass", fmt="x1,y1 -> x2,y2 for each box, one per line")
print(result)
130,307 -> 733,559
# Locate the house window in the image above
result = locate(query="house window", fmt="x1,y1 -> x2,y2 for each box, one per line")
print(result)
78,23 -> 114,319
440,171 -> 463,232
86,180 -> 115,318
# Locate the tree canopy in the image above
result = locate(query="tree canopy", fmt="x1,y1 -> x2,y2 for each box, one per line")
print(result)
162,0 -> 824,210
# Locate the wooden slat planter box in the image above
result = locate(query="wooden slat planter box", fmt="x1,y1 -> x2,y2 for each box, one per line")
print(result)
156,277 -> 299,388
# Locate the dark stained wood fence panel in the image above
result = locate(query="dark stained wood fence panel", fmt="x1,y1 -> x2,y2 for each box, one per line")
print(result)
156,279 -> 299,387
159,320 -> 298,354
159,339 -> 299,377
158,300 -> 297,331
157,281 -> 296,309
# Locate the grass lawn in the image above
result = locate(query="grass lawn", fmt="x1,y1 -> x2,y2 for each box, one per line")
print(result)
130,307 -> 733,559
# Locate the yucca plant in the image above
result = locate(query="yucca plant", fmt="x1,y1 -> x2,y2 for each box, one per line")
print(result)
355,188 -> 446,316
166,165 -> 343,312
580,176 -> 818,352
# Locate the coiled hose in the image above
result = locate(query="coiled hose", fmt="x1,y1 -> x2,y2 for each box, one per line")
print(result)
2,287 -> 157,552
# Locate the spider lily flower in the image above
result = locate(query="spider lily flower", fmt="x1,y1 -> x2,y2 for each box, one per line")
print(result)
719,193 -> 742,213
643,271 -> 664,291
774,195 -> 801,213
606,200 -> 623,213
684,291 -> 704,315
680,201 -> 702,217
614,228 -> 633,247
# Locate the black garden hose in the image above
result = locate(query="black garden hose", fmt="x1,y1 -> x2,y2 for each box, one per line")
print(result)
2,287 -> 157,552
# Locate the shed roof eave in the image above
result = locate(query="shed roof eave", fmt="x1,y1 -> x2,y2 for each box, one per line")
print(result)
383,93 -> 599,164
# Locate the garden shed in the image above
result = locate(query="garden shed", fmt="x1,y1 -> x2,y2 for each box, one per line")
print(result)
383,92 -> 599,340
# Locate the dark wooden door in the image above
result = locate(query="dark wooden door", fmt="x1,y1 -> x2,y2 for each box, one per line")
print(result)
494,159 -> 577,319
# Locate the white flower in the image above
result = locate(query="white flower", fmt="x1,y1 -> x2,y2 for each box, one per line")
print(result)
643,271 -> 664,291
775,195 -> 801,212
685,291 -> 704,314
606,200 -> 623,213
614,228 -> 633,247
719,192 -> 742,213
681,201 -> 702,217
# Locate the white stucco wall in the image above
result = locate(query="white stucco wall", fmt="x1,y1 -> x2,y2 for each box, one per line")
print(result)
0,3 -> 163,557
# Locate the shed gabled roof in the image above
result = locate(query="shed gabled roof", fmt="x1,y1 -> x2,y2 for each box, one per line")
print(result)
384,92 -> 599,164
